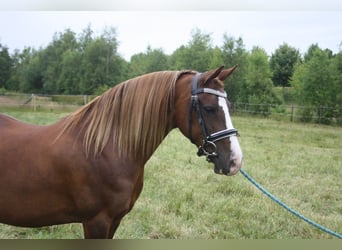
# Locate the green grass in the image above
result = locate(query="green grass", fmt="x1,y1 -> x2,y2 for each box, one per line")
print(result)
0,111 -> 68,125
0,111 -> 341,239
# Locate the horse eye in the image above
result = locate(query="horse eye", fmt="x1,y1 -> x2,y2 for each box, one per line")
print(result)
203,106 -> 217,114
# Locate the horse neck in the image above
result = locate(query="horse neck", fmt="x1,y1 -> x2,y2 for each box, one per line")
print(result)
172,73 -> 193,140
61,71 -> 185,163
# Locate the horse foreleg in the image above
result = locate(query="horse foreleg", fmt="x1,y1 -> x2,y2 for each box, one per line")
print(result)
82,170 -> 145,239
82,212 -> 123,239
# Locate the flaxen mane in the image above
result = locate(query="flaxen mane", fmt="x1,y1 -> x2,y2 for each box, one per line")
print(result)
60,70 -> 192,159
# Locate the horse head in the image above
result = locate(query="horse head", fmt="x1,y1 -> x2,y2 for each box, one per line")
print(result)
175,66 -> 243,176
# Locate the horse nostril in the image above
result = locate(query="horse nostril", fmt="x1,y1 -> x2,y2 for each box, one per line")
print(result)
229,151 -> 235,163
230,159 -> 236,169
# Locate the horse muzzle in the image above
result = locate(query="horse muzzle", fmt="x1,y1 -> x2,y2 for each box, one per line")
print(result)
196,137 -> 243,175
213,148 -> 243,176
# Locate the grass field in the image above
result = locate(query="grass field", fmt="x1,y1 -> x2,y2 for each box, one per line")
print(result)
0,110 -> 341,239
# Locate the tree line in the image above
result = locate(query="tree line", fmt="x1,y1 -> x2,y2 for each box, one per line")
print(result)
0,26 -> 341,124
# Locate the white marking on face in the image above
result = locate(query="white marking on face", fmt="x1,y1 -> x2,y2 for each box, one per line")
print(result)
218,97 -> 243,172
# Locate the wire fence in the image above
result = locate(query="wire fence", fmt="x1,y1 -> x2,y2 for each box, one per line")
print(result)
0,93 -> 95,113
231,102 -> 342,125
1,93 -> 342,125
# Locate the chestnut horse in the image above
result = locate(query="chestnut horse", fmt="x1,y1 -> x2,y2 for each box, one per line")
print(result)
0,66 -> 243,238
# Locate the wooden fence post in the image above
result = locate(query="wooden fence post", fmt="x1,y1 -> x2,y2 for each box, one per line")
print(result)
32,94 -> 36,112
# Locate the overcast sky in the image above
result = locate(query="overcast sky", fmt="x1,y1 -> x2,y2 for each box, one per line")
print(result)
0,4 -> 341,61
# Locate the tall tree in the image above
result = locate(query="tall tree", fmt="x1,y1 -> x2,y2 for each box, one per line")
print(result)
270,43 -> 301,87
41,29 -> 79,93
57,49 -> 82,94
129,46 -> 169,78
303,43 -> 330,62
221,35 -> 248,103
5,49 -> 21,91
208,46 -> 224,70
80,27 -> 122,94
7,47 -> 36,92
6,26 -> 127,95
334,51 -> 342,124
80,37 -> 110,94
169,45 -> 187,70
79,24 -> 94,51
19,49 -> 44,93
291,46 -> 339,123
170,28 -> 212,72
0,44 -> 11,89
243,47 -> 280,113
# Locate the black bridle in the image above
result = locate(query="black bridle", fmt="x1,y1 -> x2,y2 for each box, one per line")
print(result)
189,73 -> 239,162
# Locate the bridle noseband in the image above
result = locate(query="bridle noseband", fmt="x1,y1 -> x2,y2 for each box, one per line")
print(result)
189,73 -> 239,162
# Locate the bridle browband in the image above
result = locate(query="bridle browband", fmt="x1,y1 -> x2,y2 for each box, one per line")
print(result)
189,73 -> 239,162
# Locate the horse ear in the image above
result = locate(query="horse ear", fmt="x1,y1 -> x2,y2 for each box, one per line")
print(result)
218,65 -> 238,81
203,65 -> 225,85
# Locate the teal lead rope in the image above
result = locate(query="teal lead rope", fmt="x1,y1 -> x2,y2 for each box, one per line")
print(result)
239,168 -> 342,239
